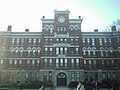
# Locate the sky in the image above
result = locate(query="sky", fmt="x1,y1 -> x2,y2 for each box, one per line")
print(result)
0,0 -> 119,32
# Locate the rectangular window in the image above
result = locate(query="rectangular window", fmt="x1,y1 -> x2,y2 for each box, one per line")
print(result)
56,59 -> 59,68
101,50 -> 103,56
71,47 -> 74,54
45,39 -> 48,44
21,38 -> 24,45
76,59 -> 79,67
84,60 -> 86,65
27,60 -> 30,64
64,47 -> 68,54
76,47 -> 79,54
44,47 -> 48,54
19,60 -> 22,64
56,38 -> 59,43
104,38 -> 107,45
60,59 -> 63,67
87,38 -> 90,45
29,38 -> 32,45
108,38 -> 111,45
64,59 -> 67,67
60,27 -> 63,33
102,60 -> 104,65
70,38 -> 74,43
50,39 -> 53,44
93,60 -> 96,68
75,38 -> 79,44
3,38 -> 6,45
17,38 -> 19,45
64,38 -> 67,43
49,47 -> 53,54
82,38 -> 85,45
71,59 -> 74,68
71,72 -> 75,81
14,60 -> 17,64
92,38 -> 95,45
76,72 -> 80,81
33,38 -> 36,45
38,38 -> 41,44
100,38 -> 102,45
10,60 -> 12,64
0,59 -> 3,64
32,60 -> 35,65
88,60 -> 91,69
49,59 -> 52,67
57,27 -> 60,34
63,26 -> 67,34
56,47 -> 59,54
37,60 -> 40,67
12,38 -> 15,45
60,47 -> 63,54
44,59 -> 47,68
60,39 -> 63,43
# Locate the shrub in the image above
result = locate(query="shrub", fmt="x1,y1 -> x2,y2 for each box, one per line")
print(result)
20,81 -> 53,89
20,81 -> 42,89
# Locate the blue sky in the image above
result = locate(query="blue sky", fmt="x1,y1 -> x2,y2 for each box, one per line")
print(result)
0,0 -> 119,32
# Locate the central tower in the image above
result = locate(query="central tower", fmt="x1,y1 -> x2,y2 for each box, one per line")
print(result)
41,9 -> 83,86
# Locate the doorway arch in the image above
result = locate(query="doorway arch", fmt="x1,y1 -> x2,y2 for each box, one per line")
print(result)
57,72 -> 67,86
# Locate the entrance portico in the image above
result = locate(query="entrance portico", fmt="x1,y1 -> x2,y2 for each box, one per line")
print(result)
57,72 -> 67,86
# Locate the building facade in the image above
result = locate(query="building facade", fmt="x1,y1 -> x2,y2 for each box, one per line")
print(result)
0,10 -> 120,86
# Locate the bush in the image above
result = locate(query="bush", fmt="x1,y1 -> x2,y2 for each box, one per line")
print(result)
20,81 -> 42,89
68,81 -> 79,88
20,81 -> 53,89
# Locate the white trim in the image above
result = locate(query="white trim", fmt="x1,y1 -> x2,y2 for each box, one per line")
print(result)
41,56 -> 83,58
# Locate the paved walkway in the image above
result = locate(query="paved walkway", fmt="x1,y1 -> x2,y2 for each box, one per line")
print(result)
53,86 -> 73,90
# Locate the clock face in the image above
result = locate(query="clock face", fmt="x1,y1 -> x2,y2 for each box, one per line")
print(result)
58,16 -> 65,23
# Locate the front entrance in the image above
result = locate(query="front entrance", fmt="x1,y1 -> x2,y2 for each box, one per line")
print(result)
57,72 -> 67,86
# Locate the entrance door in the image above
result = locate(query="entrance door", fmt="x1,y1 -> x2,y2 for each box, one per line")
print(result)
57,72 -> 67,86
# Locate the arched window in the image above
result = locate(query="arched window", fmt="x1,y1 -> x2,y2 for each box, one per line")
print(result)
37,47 -> 41,56
109,47 -> 113,53
44,25 -> 49,34
100,47 -> 104,56
82,47 -> 86,55
69,25 -> 74,34
92,47 -> 96,55
109,47 -> 113,56
10,47 -> 15,56
32,47 -> 36,56
87,47 -> 91,56
0,47 -> 5,57
105,48 -> 108,56
50,25 -> 54,35
20,47 -> 24,56
15,47 -> 19,56
27,47 -> 31,56
74,25 -> 79,34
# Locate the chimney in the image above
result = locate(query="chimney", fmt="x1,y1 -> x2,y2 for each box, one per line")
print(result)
25,29 -> 29,32
79,16 -> 81,19
94,29 -> 98,32
42,16 -> 45,19
111,26 -> 116,32
7,25 -> 12,32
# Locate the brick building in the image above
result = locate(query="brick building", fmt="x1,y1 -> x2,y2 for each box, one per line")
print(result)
0,10 -> 120,86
